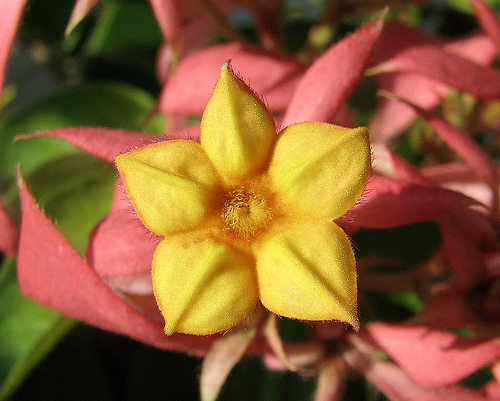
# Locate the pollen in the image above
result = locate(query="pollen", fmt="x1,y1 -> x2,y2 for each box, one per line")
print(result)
221,186 -> 273,240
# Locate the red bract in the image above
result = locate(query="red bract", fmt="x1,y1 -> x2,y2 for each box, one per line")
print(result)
346,135 -> 500,398
88,183 -> 157,278
16,127 -> 270,355
158,7 -> 386,123
17,170 -> 216,354
359,323 -> 500,388
348,169 -> 494,293
348,174 -> 478,229
148,0 -> 183,48
281,11 -> 386,127
157,42 -> 305,115
424,163 -> 499,217
384,98 -> 500,223
345,351 -> 500,401
0,0 -> 28,104
0,0 -> 28,256
16,128 -> 202,350
414,106 -> 499,196
470,0 -> 500,53
0,196 -> 18,256
368,21 -> 497,141
373,45 -> 500,99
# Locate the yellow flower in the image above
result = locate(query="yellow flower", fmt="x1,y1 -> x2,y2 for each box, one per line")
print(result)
115,62 -> 370,336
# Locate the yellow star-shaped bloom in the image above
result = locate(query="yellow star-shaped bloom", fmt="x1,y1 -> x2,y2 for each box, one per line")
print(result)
115,62 -> 370,335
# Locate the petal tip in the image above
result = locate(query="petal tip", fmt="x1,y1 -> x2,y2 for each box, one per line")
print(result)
221,59 -> 232,71
163,324 -> 174,336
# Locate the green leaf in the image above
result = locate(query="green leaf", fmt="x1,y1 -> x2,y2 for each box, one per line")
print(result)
361,291 -> 424,323
448,0 -> 500,14
0,82 -> 162,190
0,258 -> 76,401
278,318 -> 309,344
460,366 -> 495,388
12,325 -> 116,401
86,0 -> 162,55
26,153 -> 116,255
384,291 -> 424,314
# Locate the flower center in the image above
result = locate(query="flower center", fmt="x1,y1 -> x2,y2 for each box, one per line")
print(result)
221,186 -> 273,240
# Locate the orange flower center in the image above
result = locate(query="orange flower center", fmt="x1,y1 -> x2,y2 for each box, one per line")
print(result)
221,186 -> 273,240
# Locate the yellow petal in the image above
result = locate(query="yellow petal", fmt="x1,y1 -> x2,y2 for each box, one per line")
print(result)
152,234 -> 259,335
115,140 -> 220,236
269,122 -> 370,219
200,62 -> 276,180
256,221 -> 358,329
